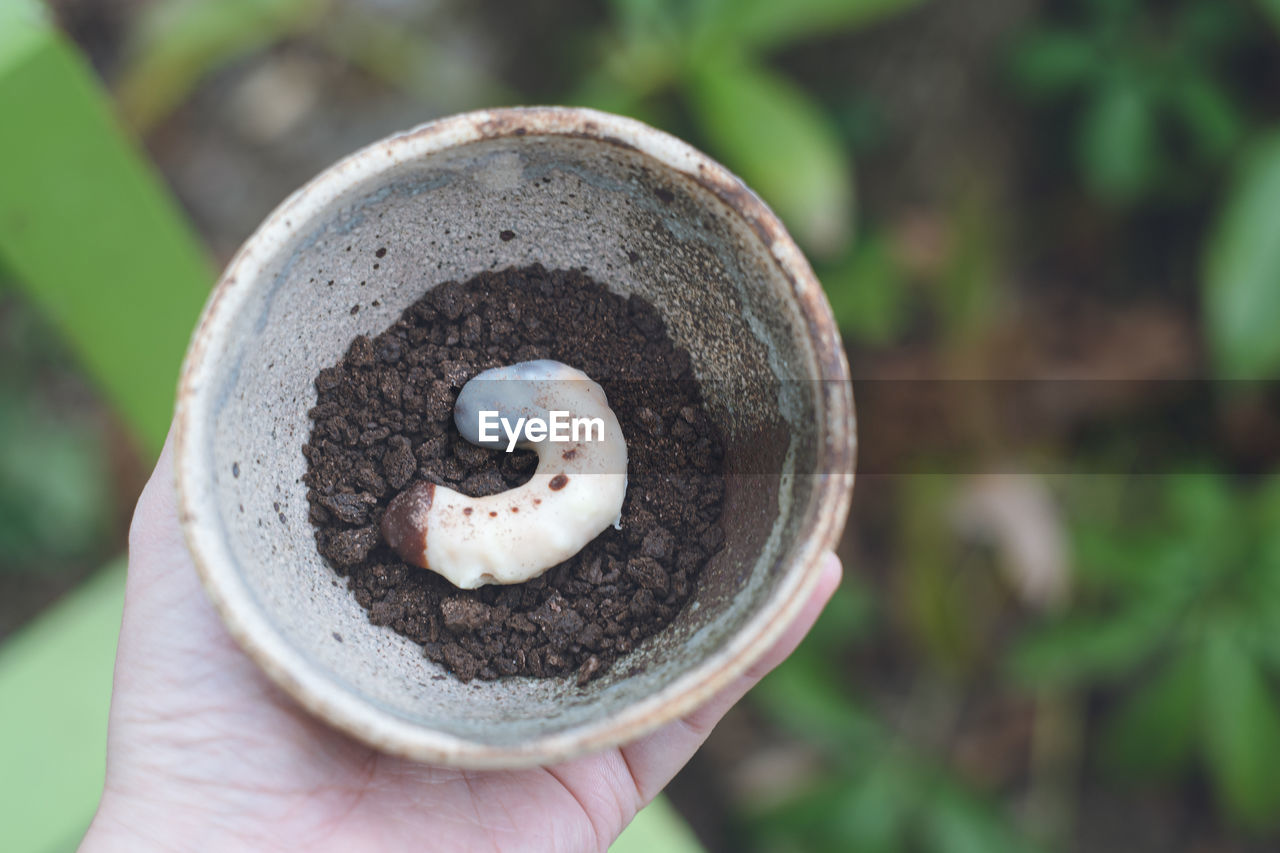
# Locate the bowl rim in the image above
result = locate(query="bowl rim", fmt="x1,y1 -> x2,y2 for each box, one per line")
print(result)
174,105 -> 856,768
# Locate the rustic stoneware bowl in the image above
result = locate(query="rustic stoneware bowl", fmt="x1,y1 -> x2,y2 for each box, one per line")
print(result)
175,106 -> 855,768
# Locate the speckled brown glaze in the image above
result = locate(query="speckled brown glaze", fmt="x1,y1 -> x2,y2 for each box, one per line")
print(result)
174,107 -> 856,768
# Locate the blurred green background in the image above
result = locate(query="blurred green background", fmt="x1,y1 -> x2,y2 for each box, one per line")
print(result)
3,0 -> 1280,850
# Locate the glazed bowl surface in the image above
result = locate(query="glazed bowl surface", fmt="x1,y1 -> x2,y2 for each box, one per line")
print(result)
175,106 -> 855,767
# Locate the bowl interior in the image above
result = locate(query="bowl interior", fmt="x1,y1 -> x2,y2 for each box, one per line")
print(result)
184,124 -> 831,753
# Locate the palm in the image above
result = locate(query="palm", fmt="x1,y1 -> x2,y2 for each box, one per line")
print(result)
86,438 -> 839,852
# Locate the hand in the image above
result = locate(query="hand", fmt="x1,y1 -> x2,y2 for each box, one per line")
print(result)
82,431 -> 842,852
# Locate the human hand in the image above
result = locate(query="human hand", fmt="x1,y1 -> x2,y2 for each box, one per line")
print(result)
82,431 -> 842,852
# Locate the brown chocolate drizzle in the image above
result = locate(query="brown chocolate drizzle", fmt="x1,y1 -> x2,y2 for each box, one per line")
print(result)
380,482 -> 435,567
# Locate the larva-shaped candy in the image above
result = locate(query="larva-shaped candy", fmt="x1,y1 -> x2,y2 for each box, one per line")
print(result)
380,360 -> 628,589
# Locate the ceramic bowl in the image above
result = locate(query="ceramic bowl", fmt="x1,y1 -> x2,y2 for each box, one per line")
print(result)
175,106 -> 855,768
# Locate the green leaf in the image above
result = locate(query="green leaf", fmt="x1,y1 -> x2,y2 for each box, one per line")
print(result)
0,561 -> 126,853
1011,595 -> 1179,688
1170,72 -> 1243,164
684,58 -> 854,256
1008,30 -> 1099,98
1204,132 -> 1280,378
927,786 -> 1039,853
1100,650 -> 1200,778
707,0 -> 927,51
0,0 -> 48,69
752,765 -> 909,852
1166,472 -> 1234,529
753,649 -> 877,748
1251,476 -> 1280,577
835,765 -> 909,852
0,2 -> 211,456
1179,1 -> 1249,57
1201,626 -> 1280,830
610,795 -> 704,853
0,387 -> 109,566
569,56 -> 677,127
1257,0 -> 1280,38
1088,0 -> 1141,34
1077,79 -> 1156,202
821,234 -> 909,343
608,0 -> 691,40
1252,474 -> 1280,524
1071,524 -> 1162,589
115,0 -> 324,131
752,775 -> 878,850
808,574 -> 876,647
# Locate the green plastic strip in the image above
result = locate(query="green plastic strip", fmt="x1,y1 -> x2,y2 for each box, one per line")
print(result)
612,794 -> 704,852
0,561 -> 126,853
0,0 -> 212,457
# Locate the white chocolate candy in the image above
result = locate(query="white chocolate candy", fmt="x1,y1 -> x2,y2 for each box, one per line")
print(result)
381,360 -> 628,589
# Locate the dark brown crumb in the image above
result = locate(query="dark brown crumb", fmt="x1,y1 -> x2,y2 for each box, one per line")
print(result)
302,265 -> 725,684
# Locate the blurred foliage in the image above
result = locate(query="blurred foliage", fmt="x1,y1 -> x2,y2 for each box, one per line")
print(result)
0,0 -> 212,455
896,475 -> 1001,675
0,385 -> 108,570
0,560 -> 127,853
1009,0 -> 1251,204
749,578 -> 1043,852
1014,475 -> 1280,831
684,54 -> 853,256
0,293 -> 110,571
819,233 -> 910,345
575,0 -> 923,256
115,0 -> 325,131
1010,0 -> 1280,379
0,4 -> 210,849
113,0 -> 512,130
110,0 -> 928,257
1204,133 -> 1280,378
104,0 -> 928,339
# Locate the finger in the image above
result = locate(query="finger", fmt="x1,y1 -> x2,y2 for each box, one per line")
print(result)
126,426 -> 185,582
114,424 -> 255,704
120,424 -> 225,636
617,552 -> 843,801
